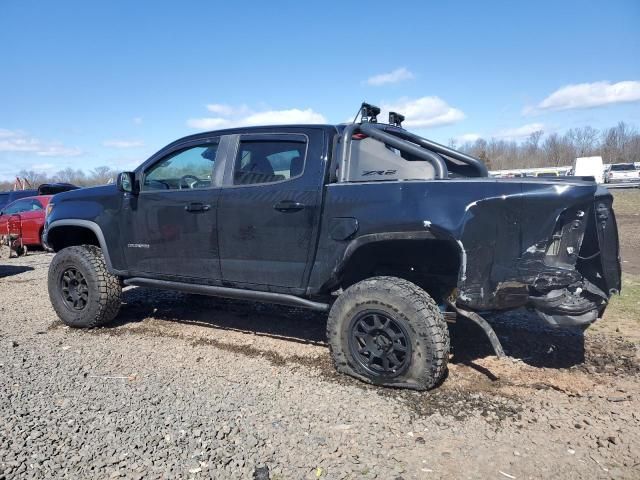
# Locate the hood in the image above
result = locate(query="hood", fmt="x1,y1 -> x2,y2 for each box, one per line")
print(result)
52,184 -> 117,203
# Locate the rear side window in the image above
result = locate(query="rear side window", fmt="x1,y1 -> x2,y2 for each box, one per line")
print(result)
233,137 -> 306,185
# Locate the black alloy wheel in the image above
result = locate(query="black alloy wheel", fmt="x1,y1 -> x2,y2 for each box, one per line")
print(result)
60,267 -> 89,311
348,310 -> 412,378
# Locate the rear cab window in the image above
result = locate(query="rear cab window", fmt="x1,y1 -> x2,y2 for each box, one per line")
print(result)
610,164 -> 635,171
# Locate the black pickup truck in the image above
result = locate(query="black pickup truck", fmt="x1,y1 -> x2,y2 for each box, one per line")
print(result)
44,104 -> 621,390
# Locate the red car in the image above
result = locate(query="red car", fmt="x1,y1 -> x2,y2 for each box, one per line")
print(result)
0,195 -> 52,248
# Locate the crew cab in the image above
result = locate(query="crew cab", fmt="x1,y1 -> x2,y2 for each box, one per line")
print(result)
43,104 -> 622,390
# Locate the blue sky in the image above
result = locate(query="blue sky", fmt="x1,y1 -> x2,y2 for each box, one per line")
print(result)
1,0 -> 639,180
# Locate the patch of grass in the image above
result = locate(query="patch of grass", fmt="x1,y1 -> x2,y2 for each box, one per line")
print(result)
591,273 -> 640,341
611,188 -> 640,216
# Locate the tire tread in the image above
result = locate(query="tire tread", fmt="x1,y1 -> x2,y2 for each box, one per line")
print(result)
48,245 -> 121,328
327,276 -> 449,390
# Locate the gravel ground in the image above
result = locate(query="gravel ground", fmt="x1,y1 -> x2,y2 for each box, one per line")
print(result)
1,252 -> 639,479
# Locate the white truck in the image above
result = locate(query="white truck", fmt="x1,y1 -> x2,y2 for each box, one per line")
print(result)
605,163 -> 640,187
572,156 -> 605,184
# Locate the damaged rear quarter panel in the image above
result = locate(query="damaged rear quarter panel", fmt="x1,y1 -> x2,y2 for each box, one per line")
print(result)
309,178 -> 600,310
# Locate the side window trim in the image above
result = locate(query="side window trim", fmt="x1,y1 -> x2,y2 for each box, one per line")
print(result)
139,137 -> 222,193
221,132 -> 309,188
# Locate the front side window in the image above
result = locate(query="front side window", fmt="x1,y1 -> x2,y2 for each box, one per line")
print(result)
233,137 -> 306,185
143,141 -> 219,192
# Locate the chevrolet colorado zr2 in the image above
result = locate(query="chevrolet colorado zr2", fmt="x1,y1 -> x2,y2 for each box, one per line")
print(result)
44,103 -> 621,390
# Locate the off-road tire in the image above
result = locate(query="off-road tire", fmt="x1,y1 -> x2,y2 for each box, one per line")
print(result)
48,245 -> 122,328
327,276 -> 449,390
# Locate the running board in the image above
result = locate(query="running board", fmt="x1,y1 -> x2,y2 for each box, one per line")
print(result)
446,300 -> 506,358
123,277 -> 331,312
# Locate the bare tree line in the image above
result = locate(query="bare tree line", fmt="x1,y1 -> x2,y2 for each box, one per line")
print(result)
0,166 -> 118,192
2,121 -> 639,191
450,121 -> 640,171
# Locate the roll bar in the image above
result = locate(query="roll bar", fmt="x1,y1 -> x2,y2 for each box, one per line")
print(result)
359,123 -> 449,179
390,128 -> 489,177
338,122 -> 488,182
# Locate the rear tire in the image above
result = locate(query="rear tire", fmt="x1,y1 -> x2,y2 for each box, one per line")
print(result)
327,276 -> 449,390
48,245 -> 122,328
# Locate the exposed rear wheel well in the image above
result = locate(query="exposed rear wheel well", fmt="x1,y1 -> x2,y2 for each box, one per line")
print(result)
47,226 -> 100,252
337,239 -> 461,302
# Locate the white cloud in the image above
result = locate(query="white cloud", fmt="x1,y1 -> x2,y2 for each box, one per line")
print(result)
0,129 -> 82,157
527,80 -> 640,113
206,103 -> 250,116
495,123 -> 545,140
103,139 -> 145,148
0,135 -> 40,153
381,96 -> 466,128
35,144 -> 83,157
30,163 -> 56,172
132,117 -> 143,125
0,128 -> 23,138
187,105 -> 327,130
187,117 -> 233,130
456,133 -> 482,143
366,67 -> 415,86
243,108 -> 326,126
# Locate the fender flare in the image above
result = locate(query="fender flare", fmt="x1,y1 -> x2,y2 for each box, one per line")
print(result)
331,230 -> 463,283
46,219 -> 115,271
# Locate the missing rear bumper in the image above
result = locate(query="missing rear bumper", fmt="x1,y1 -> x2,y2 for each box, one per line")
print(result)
528,282 -> 607,328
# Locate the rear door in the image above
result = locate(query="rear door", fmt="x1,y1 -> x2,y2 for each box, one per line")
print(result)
122,136 -> 226,279
217,130 -> 325,290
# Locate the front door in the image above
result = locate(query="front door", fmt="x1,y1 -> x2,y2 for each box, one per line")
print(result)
122,138 -> 223,280
217,132 -> 323,289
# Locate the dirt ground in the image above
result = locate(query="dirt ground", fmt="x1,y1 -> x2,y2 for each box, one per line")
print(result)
591,189 -> 640,341
611,189 -> 640,275
0,189 -> 639,479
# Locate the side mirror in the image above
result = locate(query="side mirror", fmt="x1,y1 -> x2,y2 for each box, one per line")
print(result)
117,172 -> 137,194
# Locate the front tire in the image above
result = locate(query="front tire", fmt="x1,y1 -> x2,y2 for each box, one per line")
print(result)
327,276 -> 449,390
48,245 -> 122,328
41,230 -> 53,252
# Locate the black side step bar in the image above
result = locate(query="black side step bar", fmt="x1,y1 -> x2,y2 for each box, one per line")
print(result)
446,300 -> 505,358
123,278 -> 331,312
